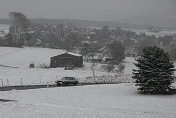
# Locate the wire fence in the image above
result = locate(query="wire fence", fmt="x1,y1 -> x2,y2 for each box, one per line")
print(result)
0,74 -> 133,88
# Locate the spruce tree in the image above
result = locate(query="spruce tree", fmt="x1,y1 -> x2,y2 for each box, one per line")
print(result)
133,46 -> 175,94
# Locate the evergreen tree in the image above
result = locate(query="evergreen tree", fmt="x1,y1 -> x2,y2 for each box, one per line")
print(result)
133,46 -> 175,94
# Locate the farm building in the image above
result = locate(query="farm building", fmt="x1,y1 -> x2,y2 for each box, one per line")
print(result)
50,52 -> 83,68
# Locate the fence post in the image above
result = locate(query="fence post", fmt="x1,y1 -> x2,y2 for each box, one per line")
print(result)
47,81 -> 49,88
20,78 -> 22,86
1,79 -> 3,87
40,78 -> 42,84
7,79 -> 9,87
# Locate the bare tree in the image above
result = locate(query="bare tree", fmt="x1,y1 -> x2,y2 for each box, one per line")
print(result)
80,43 -> 90,61
115,63 -> 125,76
9,12 -> 30,47
91,61 -> 97,80
107,41 -> 125,64
102,63 -> 115,76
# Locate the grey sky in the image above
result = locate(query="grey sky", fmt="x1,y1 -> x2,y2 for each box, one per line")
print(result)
0,0 -> 175,21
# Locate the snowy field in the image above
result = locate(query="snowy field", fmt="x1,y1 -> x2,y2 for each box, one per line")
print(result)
0,83 -> 176,118
0,46 -> 175,86
0,47 -> 134,86
123,28 -> 176,37
0,47 -> 66,67
0,24 -> 176,118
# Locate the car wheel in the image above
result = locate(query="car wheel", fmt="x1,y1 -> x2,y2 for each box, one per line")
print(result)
74,82 -> 78,85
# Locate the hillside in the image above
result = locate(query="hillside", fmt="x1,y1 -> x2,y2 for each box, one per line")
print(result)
0,46 -> 174,86
0,47 -> 133,86
0,47 -> 65,68
0,47 -> 175,118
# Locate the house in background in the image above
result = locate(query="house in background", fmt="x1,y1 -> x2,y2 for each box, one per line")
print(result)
50,52 -> 83,68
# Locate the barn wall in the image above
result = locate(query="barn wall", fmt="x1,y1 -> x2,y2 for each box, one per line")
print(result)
50,53 -> 83,68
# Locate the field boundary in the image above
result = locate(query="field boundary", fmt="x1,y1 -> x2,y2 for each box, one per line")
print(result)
0,82 -> 132,91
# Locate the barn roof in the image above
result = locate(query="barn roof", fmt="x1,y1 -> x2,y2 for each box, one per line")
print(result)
66,52 -> 82,57
51,52 -> 82,58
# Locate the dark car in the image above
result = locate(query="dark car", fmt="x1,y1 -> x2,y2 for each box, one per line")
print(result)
55,77 -> 78,86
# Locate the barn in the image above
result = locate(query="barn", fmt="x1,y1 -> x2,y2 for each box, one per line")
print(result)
50,52 -> 83,68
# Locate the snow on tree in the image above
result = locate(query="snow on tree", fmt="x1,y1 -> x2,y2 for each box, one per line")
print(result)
102,63 -> 115,76
133,46 -> 175,94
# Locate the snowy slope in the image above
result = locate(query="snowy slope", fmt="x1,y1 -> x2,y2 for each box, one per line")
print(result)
123,57 -> 136,75
0,66 -> 118,86
0,47 -> 174,86
0,47 -> 137,70
0,83 -> 176,118
0,47 -> 66,68
0,47 -> 124,85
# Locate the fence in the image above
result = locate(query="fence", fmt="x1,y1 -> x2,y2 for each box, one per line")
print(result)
0,74 -> 134,88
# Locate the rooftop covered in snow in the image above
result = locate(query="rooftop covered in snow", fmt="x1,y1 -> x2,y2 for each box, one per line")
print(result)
65,52 -> 82,57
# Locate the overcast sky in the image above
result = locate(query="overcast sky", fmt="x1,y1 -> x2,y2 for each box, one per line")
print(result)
0,0 -> 175,21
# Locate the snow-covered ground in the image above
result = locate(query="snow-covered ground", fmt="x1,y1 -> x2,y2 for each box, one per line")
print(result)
0,47 -> 134,86
123,28 -> 176,37
0,83 -> 176,118
0,46 -> 174,86
123,57 -> 136,74
0,47 -> 66,67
